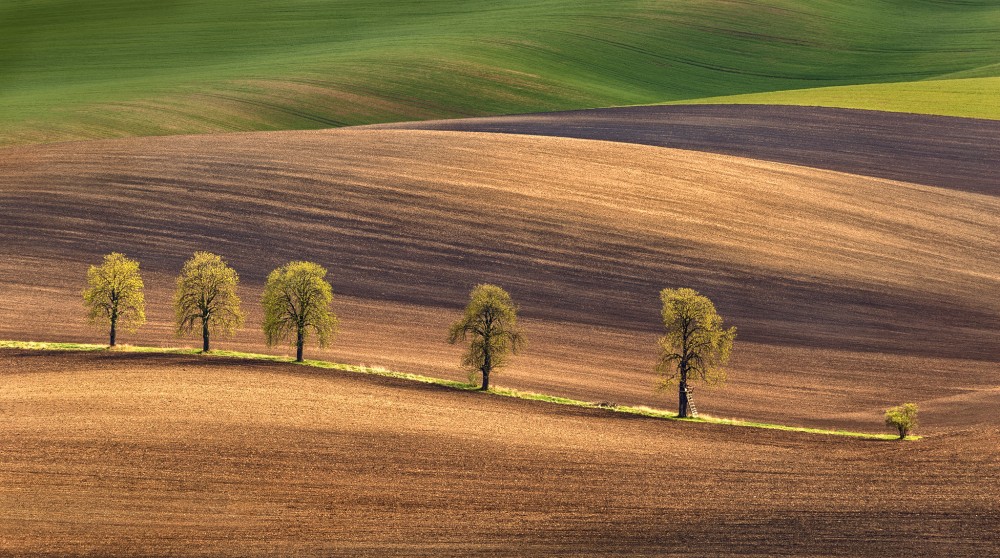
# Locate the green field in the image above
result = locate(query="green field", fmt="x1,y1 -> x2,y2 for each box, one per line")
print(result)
2,0 -> 1000,144
672,77 -> 1000,120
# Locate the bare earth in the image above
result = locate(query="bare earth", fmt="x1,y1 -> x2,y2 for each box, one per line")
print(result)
2,350 -> 998,557
1,129 -> 996,428
1,123 -> 998,555
375,105 -> 1000,196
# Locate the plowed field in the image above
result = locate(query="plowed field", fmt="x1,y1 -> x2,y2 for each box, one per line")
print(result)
377,105 -> 1000,195
2,124 -> 998,556
1,129 -> 996,432
1,350 -> 997,557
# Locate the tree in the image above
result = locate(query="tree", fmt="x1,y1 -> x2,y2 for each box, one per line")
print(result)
885,403 -> 918,439
656,287 -> 736,418
82,252 -> 146,347
447,284 -> 525,391
261,261 -> 337,362
174,252 -> 243,352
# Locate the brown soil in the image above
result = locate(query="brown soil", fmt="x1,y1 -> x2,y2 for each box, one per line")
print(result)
0,129 -> 997,435
1,350 -> 997,557
374,104 -> 1000,195
1,122 -> 998,556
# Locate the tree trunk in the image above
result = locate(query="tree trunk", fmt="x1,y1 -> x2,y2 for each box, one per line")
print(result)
296,328 -> 304,362
678,380 -> 689,418
481,338 -> 491,391
109,313 -> 117,347
202,318 -> 210,352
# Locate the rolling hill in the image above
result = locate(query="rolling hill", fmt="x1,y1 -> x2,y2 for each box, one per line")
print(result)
1,128 -> 997,433
4,1 -> 999,554
376,104 -> 1000,195
1,349 -> 997,556
2,0 -> 1000,145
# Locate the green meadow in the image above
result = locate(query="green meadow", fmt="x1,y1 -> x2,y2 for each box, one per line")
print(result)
671,77 -> 1000,120
2,0 -> 999,144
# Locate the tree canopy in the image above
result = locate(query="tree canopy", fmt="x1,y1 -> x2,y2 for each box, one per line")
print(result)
447,283 -> 525,391
82,252 -> 146,346
261,261 -> 337,362
174,252 -> 243,352
656,287 -> 736,418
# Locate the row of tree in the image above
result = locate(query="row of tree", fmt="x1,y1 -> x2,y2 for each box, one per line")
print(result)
83,252 -> 737,417
83,252 -> 335,363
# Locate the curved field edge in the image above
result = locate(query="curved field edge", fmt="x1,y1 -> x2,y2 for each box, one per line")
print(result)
377,105 -> 1000,196
0,341 -> 912,440
2,0 -> 1000,145
664,77 -> 1000,120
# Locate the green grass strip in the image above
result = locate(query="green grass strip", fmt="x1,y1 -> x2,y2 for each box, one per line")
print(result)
0,340 -> 916,440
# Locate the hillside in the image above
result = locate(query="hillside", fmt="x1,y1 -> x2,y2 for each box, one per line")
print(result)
377,105 -> 1000,195
2,349 -> 998,556
4,2 -> 998,554
1,129 -> 997,431
2,0 -> 1000,145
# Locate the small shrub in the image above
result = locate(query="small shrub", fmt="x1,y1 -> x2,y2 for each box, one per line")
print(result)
884,403 -> 918,439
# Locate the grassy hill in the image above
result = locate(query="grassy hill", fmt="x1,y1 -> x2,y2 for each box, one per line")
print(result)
2,0 -> 1000,144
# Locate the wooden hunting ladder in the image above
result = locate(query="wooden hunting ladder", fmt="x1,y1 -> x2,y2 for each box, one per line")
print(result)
685,387 -> 699,418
